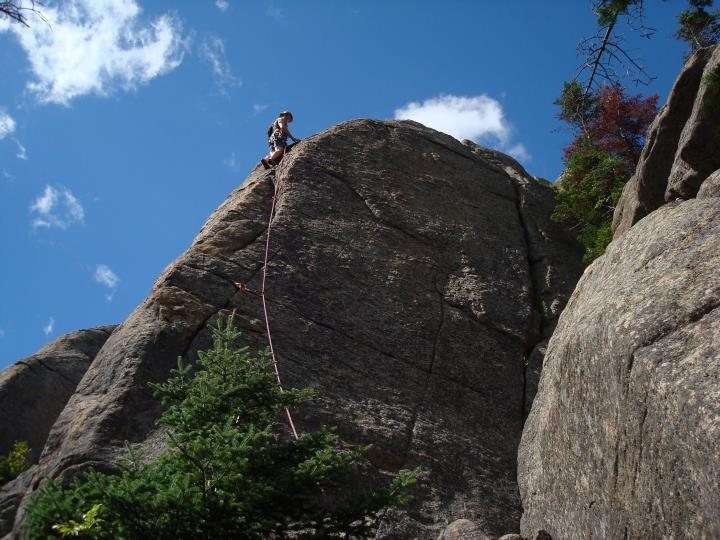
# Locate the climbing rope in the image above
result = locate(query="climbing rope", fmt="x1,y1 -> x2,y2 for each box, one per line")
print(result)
236,172 -> 299,440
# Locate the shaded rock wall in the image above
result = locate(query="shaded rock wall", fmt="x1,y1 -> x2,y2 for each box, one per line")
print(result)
0,326 -> 115,463
2,120 -> 583,538
462,142 -> 584,415
613,45 -> 720,237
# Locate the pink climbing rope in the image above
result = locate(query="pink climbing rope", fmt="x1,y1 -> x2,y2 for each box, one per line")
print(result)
259,176 -> 299,440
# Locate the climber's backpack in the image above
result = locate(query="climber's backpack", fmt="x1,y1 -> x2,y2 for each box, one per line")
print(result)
267,119 -> 279,139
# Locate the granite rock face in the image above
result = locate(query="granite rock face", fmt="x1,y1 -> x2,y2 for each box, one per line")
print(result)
2,120 -> 583,538
519,198 -> 720,538
438,518 -> 491,540
613,45 -> 720,237
0,326 -> 115,464
698,168 -> 720,199
461,142 -> 583,415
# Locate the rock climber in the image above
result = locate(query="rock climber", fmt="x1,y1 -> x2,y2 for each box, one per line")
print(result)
261,111 -> 300,169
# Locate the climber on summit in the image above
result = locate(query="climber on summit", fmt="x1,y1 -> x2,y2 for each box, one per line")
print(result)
261,111 -> 300,169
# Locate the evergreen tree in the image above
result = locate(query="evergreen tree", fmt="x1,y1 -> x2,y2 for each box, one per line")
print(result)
677,0 -> 720,52
553,0 -> 661,264
553,82 -> 657,263
25,316 -> 416,539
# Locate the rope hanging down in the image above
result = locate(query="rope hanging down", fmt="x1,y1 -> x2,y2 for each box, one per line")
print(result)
236,173 -> 299,440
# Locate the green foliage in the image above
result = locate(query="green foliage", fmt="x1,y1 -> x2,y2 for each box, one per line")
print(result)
705,66 -> 720,88
595,0 -> 637,26
52,504 -> 103,538
0,440 -> 31,484
702,66 -> 720,143
553,147 -> 626,264
579,221 -> 615,264
677,0 -> 720,52
25,316 -> 417,539
535,296 -> 550,325
555,80 -> 595,139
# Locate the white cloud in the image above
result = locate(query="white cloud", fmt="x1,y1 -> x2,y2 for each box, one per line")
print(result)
16,139 -> 27,160
215,0 -> 229,11
199,35 -> 241,95
394,93 -> 532,163
94,264 -> 120,301
253,103 -> 268,115
0,110 -> 16,139
0,328 -> 5,338
43,317 -> 55,336
29,184 -> 85,229
507,143 -> 531,163
0,0 -> 185,105
395,94 -> 510,144
0,109 -> 28,159
2,169 -> 13,181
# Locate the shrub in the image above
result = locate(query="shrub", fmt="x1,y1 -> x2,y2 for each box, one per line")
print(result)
0,440 -> 31,484
553,147 -> 626,264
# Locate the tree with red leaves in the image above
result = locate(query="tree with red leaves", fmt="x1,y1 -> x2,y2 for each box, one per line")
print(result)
550,0 -> 661,263
561,83 -> 658,176
553,81 -> 657,263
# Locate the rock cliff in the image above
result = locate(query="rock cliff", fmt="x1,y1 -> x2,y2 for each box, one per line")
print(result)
0,326 -> 115,535
0,326 -> 115,463
613,45 -> 720,237
520,45 -> 720,539
0,119 -> 583,538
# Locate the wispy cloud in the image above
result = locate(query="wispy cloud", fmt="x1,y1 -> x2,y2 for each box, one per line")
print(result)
43,317 -> 55,337
215,0 -> 230,11
0,0 -> 186,105
253,103 -> 268,115
199,35 -> 241,95
394,94 -> 531,163
266,5 -> 284,20
15,139 -> 27,160
0,110 -> 16,139
94,264 -> 120,301
0,110 -> 27,159
223,152 -> 243,171
29,185 -> 85,230
0,328 -> 5,338
2,169 -> 13,181
507,143 -> 531,163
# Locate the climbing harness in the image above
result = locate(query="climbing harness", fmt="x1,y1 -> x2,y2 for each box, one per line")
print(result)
235,172 -> 299,440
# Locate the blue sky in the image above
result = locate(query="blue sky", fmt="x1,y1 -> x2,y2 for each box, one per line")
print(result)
0,0 -> 690,367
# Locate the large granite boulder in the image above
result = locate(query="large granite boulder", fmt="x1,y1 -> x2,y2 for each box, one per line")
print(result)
613,45 -> 720,237
518,197 -> 720,538
0,326 -> 115,464
3,120 -> 583,538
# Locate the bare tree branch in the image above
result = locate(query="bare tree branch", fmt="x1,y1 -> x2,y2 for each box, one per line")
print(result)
584,22 -> 616,95
0,1 -> 46,28
574,0 -> 655,96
